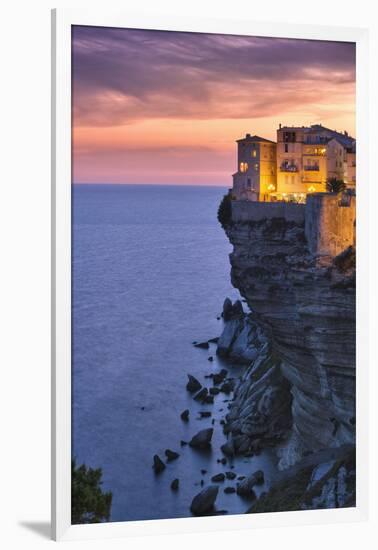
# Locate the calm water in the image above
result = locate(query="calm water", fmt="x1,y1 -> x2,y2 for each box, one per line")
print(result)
72,184 -> 277,522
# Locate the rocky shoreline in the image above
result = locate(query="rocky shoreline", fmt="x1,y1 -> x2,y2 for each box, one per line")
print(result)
149,201 -> 356,517
150,290 -> 355,516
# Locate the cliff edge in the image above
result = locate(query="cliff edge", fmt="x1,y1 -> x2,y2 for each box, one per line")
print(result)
219,195 -> 356,470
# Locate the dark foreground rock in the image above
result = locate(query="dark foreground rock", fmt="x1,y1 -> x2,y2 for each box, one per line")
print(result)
211,473 -> 225,482
193,341 -> 210,349
171,479 -> 179,491
213,370 -> 228,385
180,409 -> 189,421
221,440 -> 235,457
189,428 -> 214,449
190,485 -> 219,516
222,298 -> 244,322
194,387 -> 208,402
236,470 -> 264,497
153,455 -> 166,474
165,449 -> 180,461
186,375 -> 202,393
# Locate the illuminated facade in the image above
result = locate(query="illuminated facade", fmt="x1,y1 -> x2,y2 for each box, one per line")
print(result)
232,134 -> 276,201
232,125 -> 356,202
275,124 -> 356,201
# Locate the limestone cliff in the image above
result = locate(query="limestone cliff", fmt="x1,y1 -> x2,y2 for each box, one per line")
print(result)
220,209 -> 356,469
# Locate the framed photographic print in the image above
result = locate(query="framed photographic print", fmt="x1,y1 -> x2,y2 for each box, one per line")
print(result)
51,8 -> 369,541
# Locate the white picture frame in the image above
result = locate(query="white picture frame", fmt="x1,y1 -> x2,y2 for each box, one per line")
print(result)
51,8 -> 369,541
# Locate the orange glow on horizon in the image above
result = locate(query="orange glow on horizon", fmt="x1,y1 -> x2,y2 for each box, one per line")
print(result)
72,27 -> 355,185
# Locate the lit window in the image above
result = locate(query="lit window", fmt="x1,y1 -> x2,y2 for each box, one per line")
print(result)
252,150 -> 257,157
254,163 -> 259,171
240,162 -> 248,173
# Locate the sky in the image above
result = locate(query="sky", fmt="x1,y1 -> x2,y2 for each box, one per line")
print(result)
72,26 -> 356,186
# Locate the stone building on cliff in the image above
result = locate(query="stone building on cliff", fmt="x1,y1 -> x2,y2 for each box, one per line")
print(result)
232,134 -> 277,201
232,124 -> 356,202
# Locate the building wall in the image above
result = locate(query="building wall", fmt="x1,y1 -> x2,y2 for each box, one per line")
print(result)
276,128 -> 305,194
231,200 -> 305,223
231,193 -> 355,259
276,128 -> 355,198
233,139 -> 276,200
346,152 -> 356,189
305,193 -> 356,256
301,143 -> 328,191
326,139 -> 346,181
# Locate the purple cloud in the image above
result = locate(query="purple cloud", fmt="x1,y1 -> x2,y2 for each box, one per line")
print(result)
72,26 -> 355,127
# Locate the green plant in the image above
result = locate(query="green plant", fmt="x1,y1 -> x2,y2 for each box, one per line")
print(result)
71,459 -> 112,524
217,192 -> 232,228
326,177 -> 346,194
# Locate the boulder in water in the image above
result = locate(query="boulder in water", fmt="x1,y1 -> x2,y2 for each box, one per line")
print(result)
153,455 -> 166,474
171,478 -> 179,491
211,473 -> 225,482
221,440 -> 235,457
186,374 -> 202,393
190,485 -> 219,516
236,470 -> 264,497
193,341 -> 209,349
194,387 -> 208,402
222,298 -> 233,321
189,428 -> 214,449
180,409 -> 189,421
165,449 -> 179,461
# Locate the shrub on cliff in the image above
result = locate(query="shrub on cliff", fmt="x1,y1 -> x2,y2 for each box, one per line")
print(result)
326,177 -> 346,194
217,192 -> 233,228
72,459 -> 112,524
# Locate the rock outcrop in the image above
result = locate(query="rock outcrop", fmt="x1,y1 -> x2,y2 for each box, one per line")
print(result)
248,448 -> 356,513
189,428 -> 214,449
221,214 -> 355,469
190,485 -> 219,515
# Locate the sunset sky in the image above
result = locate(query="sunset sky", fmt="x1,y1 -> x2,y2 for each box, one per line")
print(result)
72,26 -> 355,186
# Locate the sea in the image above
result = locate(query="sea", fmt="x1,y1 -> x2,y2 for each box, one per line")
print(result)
72,183 -> 277,522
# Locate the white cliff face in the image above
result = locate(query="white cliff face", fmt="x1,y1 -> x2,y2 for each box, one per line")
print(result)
221,216 -> 355,469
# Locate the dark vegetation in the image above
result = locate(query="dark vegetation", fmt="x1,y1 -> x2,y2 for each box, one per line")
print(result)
327,177 -> 346,194
72,459 -> 112,524
217,192 -> 233,228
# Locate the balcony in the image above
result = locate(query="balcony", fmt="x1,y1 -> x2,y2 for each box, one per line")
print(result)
280,164 -> 298,172
304,165 -> 320,171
